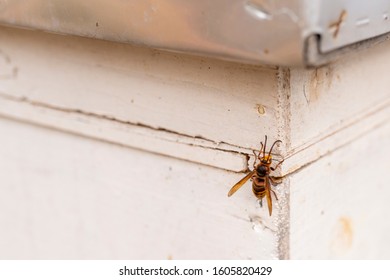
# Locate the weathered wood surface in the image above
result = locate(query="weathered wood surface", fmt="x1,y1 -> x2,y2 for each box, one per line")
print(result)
0,24 -> 389,259
0,117 -> 281,259
290,123 -> 390,259
0,26 -> 281,172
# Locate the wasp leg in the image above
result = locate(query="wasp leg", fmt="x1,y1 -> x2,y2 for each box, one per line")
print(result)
271,189 -> 279,201
271,159 -> 284,171
252,150 -> 258,169
269,176 -> 283,186
259,198 -> 263,208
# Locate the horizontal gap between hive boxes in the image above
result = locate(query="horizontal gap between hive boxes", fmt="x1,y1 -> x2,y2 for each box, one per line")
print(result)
0,92 -> 388,175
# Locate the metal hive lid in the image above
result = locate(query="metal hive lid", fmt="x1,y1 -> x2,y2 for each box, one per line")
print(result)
0,0 -> 389,67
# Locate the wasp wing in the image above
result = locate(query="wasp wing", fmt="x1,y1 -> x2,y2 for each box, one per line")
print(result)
265,177 -> 273,216
227,171 -> 255,197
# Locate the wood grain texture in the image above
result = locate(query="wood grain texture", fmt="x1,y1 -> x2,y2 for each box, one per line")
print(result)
2,24 -> 389,175
0,25 -> 279,149
0,93 -> 249,172
280,39 -> 390,176
289,39 -> 390,153
1,24 -> 390,260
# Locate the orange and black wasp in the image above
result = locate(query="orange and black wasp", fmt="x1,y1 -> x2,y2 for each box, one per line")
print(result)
228,136 -> 284,216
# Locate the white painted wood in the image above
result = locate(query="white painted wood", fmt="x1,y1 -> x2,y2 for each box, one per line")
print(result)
289,40 -> 390,154
290,123 -> 390,259
0,117 -> 280,259
0,93 -> 248,172
281,101 -> 390,176
0,23 -> 389,260
0,25 -> 280,151
2,24 -> 389,174
283,41 -> 390,259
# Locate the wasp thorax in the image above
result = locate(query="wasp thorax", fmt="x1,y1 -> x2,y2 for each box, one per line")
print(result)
256,165 -> 268,176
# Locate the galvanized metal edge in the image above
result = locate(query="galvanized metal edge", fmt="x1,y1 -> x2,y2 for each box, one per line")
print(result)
0,0 -> 389,66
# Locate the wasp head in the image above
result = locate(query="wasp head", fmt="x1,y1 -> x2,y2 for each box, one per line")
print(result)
260,155 -> 272,164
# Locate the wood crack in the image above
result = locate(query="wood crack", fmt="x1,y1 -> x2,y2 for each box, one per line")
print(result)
0,92 -> 251,172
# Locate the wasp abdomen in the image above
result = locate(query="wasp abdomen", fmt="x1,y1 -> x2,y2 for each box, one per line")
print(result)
253,176 -> 265,186
252,177 -> 266,198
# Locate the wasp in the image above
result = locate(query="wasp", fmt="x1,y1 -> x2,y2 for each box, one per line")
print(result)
228,136 -> 284,216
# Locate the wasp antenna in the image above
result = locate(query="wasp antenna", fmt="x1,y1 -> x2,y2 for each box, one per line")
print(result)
263,135 -> 268,158
259,142 -> 264,159
268,140 -> 282,158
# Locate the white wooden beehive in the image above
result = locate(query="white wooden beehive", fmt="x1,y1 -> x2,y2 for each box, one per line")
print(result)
0,20 -> 389,259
